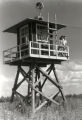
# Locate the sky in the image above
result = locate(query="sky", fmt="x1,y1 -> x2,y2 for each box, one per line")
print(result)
0,0 -> 82,97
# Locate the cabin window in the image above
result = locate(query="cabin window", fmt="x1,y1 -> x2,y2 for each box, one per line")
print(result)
20,25 -> 29,45
36,24 -> 48,42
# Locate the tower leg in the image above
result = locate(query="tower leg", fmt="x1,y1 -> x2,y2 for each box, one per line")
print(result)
11,66 -> 20,102
31,64 -> 35,113
27,66 -> 32,104
53,65 -> 66,101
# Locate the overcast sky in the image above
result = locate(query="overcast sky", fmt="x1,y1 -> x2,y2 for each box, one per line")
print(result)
0,0 -> 82,97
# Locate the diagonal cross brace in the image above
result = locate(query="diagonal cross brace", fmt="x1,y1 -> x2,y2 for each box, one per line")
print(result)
33,87 -> 59,105
36,65 -> 62,89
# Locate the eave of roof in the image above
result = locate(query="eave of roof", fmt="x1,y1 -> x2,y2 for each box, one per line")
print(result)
3,17 -> 66,34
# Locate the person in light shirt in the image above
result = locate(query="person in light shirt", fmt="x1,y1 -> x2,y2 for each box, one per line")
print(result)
60,35 -> 67,46
62,36 -> 67,46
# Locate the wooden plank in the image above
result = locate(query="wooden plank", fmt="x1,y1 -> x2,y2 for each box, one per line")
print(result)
15,91 -> 25,99
31,67 -> 35,113
16,76 -> 29,90
15,68 -> 30,90
36,65 -> 62,89
35,101 -> 48,112
59,89 -> 66,101
53,66 -> 66,101
34,78 -> 42,87
41,65 -> 52,88
20,66 -> 29,76
33,87 -> 59,105
53,91 -> 60,99
46,65 -> 52,72
35,91 -> 60,112
53,66 -> 60,83
10,66 -> 20,102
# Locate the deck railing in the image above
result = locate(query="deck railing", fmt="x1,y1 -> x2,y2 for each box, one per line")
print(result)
3,43 -> 29,63
3,41 -> 69,64
30,41 -> 69,59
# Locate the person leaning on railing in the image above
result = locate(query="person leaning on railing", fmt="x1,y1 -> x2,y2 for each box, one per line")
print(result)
56,35 -> 68,58
58,35 -> 67,51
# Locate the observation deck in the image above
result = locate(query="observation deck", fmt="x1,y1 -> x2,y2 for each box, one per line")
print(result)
3,41 -> 69,66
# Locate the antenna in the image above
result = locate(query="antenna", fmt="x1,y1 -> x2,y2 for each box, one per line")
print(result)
36,1 -> 44,20
54,14 -> 57,40
47,12 -> 49,42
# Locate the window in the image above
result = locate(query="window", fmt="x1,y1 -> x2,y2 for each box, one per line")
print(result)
20,25 -> 29,44
37,24 -> 48,42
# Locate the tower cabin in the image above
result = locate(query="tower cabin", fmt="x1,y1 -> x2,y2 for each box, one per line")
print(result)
3,17 -> 69,66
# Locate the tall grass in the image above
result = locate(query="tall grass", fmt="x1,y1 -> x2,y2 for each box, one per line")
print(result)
0,95 -> 82,120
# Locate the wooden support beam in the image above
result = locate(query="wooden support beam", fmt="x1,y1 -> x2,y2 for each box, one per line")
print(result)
16,76 -> 29,90
41,65 -> 52,88
39,81 -> 42,102
46,65 -> 52,72
53,66 -> 60,83
35,68 -> 38,103
31,65 -> 35,113
53,91 -> 60,99
59,89 -> 66,101
20,67 -> 30,79
11,66 -> 20,102
36,65 -> 62,89
16,70 -> 29,90
33,87 -> 59,105
53,65 -> 66,101
20,66 -> 27,76
28,66 -> 32,102
36,67 -> 42,103
35,91 -> 60,112
34,78 -> 42,87
15,91 -> 25,99
35,101 -> 48,112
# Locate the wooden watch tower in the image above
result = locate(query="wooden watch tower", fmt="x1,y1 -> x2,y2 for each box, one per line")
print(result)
3,2 -> 69,113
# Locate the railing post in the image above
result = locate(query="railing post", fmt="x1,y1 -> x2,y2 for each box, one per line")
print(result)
49,44 -> 50,57
19,44 -> 21,59
39,43 -> 41,56
29,41 -> 31,56
56,45 -> 58,59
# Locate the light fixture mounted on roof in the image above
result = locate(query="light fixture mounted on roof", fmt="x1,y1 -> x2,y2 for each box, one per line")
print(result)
35,1 -> 44,20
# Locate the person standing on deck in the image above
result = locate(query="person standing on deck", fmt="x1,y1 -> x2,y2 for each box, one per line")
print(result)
60,35 -> 67,46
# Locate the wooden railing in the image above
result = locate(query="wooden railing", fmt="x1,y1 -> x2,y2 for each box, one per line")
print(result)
3,41 -> 69,64
3,43 -> 29,63
30,41 -> 69,59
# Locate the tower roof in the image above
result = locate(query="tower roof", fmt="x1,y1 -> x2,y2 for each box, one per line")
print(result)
3,18 -> 66,34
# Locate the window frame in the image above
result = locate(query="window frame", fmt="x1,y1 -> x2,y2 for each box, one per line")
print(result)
19,24 -> 29,45
36,24 -> 48,43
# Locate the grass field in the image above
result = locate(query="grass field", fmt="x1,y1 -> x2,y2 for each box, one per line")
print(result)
0,95 -> 82,120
